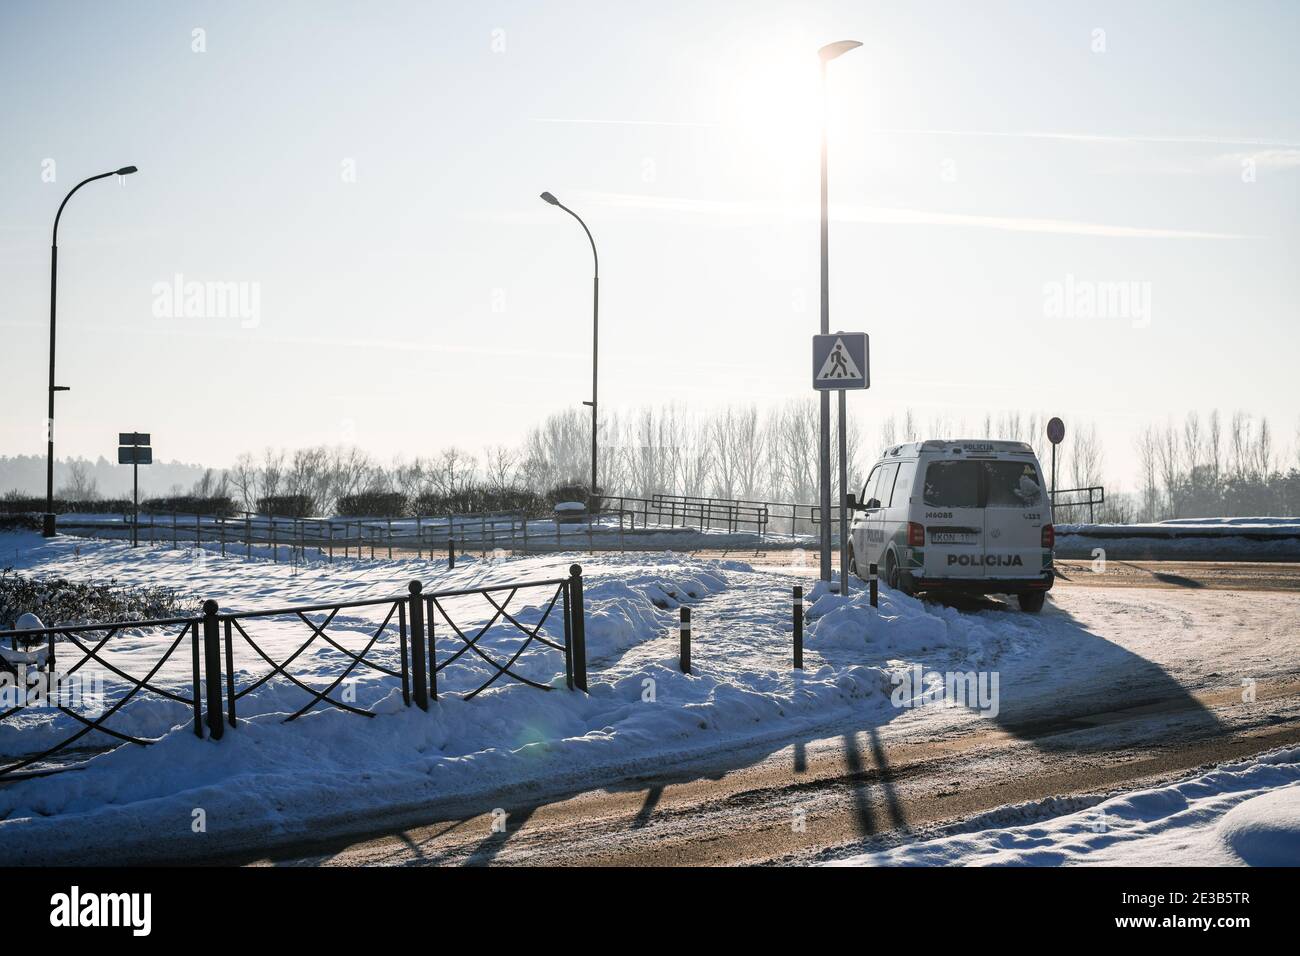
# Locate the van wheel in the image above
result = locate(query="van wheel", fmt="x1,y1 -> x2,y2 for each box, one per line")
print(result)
848,544 -> 859,578
1018,591 -> 1047,613
886,553 -> 910,595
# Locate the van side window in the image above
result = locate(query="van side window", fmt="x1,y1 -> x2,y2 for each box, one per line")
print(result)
860,465 -> 880,505
872,463 -> 898,508
889,461 -> 917,506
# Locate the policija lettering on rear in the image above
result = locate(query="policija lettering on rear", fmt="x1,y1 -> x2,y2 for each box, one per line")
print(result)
947,554 -> 1024,567
49,886 -> 151,936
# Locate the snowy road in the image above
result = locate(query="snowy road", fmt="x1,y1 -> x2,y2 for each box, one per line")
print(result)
241,694 -> 1300,866
235,577 -> 1300,867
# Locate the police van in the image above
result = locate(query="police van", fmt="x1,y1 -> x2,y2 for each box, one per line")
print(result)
847,440 -> 1054,612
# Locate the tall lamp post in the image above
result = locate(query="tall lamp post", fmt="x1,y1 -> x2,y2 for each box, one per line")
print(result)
816,41 -> 861,584
539,191 -> 600,507
44,165 -> 139,537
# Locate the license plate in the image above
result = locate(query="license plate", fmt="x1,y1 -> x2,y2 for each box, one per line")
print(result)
932,532 -> 977,545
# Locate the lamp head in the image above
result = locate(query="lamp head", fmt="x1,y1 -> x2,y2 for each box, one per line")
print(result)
116,166 -> 139,176
818,40 -> 862,62
539,191 -> 560,205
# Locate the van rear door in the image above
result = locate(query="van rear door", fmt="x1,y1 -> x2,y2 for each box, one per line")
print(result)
920,459 -> 986,578
980,458 -> 1047,577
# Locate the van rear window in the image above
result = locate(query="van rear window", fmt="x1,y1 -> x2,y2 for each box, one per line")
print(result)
923,459 -> 1043,508
923,461 -> 980,508
985,461 -> 1043,507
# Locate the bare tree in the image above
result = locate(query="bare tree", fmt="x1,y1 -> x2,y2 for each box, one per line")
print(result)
1134,426 -> 1160,522
484,445 -> 517,494
57,460 -> 100,501
228,453 -> 258,512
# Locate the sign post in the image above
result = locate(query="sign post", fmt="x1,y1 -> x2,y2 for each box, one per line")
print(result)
118,432 -> 152,547
1046,417 -> 1065,522
813,333 -> 869,591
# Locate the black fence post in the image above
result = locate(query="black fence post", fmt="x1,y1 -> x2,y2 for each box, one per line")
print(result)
189,621 -> 203,737
408,581 -> 428,711
679,606 -> 691,673
426,596 -> 438,702
201,600 -> 224,740
397,600 -> 410,706
448,538 -> 455,570
562,578 -> 574,690
793,585 -> 803,669
569,564 -> 587,691
869,562 -> 878,608
224,618 -> 236,727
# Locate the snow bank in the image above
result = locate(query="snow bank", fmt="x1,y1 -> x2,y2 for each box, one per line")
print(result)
827,747 -> 1300,866
1056,518 -> 1300,560
1217,785 -> 1300,866
0,532 -> 1042,863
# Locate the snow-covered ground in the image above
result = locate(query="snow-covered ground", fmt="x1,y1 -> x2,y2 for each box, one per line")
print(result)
1,530 -> 1297,864
1057,516 -> 1300,560
827,747 -> 1300,866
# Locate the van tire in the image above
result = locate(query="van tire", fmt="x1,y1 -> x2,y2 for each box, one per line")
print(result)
886,552 -> 912,596
1017,591 -> 1046,613
848,544 -> 859,578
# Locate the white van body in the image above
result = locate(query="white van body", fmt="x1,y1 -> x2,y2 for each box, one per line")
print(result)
848,439 -> 1054,611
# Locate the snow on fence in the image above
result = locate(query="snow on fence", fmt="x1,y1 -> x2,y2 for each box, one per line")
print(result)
0,565 -> 588,780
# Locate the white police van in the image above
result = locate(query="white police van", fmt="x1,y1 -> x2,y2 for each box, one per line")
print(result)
847,439 -> 1054,612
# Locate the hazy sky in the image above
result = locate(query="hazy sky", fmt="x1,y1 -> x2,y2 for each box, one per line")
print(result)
2,0 -> 1297,490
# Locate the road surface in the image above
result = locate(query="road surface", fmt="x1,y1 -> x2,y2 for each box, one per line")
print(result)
223,561 -> 1300,867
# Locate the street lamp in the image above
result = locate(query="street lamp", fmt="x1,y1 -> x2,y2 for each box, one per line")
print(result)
816,40 -> 861,584
43,165 -> 139,537
539,190 -> 600,507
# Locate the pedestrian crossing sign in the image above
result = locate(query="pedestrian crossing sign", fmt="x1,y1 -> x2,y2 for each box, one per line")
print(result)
812,333 -> 869,390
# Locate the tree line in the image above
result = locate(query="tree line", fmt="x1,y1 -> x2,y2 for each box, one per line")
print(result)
6,406 -> 1297,523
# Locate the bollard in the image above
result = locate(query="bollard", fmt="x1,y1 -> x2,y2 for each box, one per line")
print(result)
568,564 -> 587,691
448,538 -> 455,569
680,606 -> 691,674
869,562 -> 878,608
793,585 -> 803,669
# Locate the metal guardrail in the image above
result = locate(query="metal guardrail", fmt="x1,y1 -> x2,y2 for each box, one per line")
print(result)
0,566 -> 587,780
51,493 -> 853,556
1050,485 -> 1105,523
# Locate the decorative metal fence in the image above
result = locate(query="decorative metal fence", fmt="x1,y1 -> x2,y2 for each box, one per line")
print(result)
0,566 -> 587,780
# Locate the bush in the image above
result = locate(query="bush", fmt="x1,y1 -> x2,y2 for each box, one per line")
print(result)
0,515 -> 42,532
547,482 -> 599,510
141,495 -> 237,517
411,486 -> 550,519
257,495 -> 315,518
336,491 -> 407,517
0,568 -> 196,641
0,496 -> 132,515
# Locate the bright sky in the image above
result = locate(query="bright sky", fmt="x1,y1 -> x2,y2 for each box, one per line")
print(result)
2,0 -> 1297,488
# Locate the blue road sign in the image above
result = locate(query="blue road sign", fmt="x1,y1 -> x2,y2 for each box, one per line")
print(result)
812,333 -> 869,390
